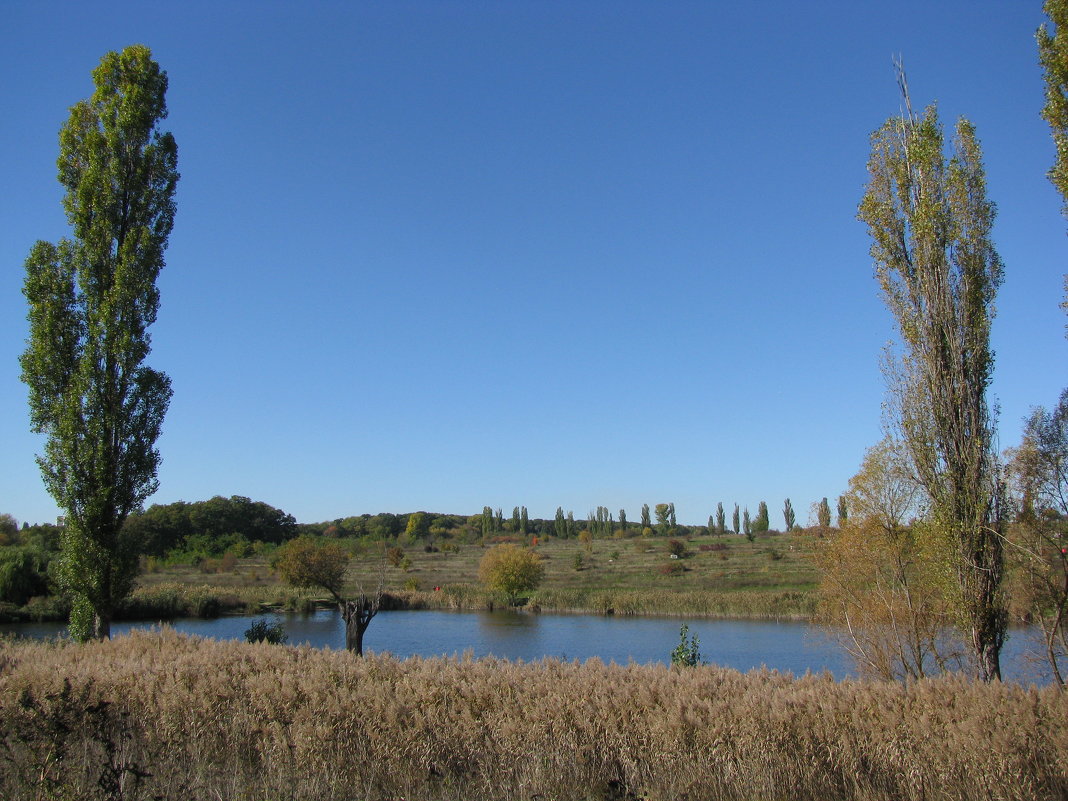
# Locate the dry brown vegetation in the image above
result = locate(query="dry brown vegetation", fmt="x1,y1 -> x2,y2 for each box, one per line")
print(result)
1,629 -> 1065,801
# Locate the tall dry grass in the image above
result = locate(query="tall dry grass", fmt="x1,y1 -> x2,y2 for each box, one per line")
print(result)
0,629 -> 1064,800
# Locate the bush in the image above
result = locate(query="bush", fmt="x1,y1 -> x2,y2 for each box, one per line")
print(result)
478,544 -> 544,604
671,624 -> 702,667
667,539 -> 687,558
656,562 -> 684,576
0,547 -> 51,606
244,619 -> 287,645
699,543 -> 728,552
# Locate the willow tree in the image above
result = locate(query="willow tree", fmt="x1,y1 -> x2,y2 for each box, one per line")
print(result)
19,46 -> 177,640
858,72 -> 1005,680
272,536 -> 381,655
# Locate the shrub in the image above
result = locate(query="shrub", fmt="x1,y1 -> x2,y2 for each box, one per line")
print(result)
0,547 -> 51,606
478,544 -> 544,604
671,624 -> 702,667
667,539 -> 687,558
244,619 -> 287,645
386,546 -> 405,567
656,562 -> 684,576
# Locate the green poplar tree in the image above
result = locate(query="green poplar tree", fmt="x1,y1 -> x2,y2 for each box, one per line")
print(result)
1040,0 -> 1068,215
20,46 -> 178,641
783,498 -> 796,532
1039,0 -> 1068,332
732,504 -> 740,535
753,501 -> 769,534
836,496 -> 848,527
640,504 -> 651,530
716,502 -> 726,535
858,66 -> 1006,680
818,497 -> 832,528
654,504 -> 671,536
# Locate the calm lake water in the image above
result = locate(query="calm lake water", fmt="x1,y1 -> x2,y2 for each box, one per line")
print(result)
0,609 -> 1053,683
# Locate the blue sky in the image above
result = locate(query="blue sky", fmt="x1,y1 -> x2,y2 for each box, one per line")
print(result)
2,1 -> 1065,527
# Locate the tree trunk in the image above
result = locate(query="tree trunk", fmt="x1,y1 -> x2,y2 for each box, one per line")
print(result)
340,596 -> 378,656
93,610 -> 111,640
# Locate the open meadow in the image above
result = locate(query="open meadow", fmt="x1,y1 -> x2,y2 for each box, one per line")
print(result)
129,530 -> 821,621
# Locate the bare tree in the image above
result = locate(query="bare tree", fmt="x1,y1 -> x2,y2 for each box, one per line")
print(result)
1007,390 -> 1068,685
819,438 -> 964,681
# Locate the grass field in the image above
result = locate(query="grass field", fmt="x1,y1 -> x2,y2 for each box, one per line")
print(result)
131,530 -> 822,620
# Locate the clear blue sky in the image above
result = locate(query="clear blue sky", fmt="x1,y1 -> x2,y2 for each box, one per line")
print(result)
2,1 -> 1064,527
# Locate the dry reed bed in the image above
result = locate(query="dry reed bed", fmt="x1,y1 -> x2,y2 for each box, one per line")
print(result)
0,629 -> 1064,801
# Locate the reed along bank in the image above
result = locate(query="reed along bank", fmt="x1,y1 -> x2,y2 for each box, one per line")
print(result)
0,628 -> 1065,801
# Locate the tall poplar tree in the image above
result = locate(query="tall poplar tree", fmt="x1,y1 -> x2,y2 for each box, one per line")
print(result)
858,69 -> 1005,680
1040,0 -> 1068,331
753,501 -> 769,534
20,46 -> 178,641
1040,0 -> 1068,215
818,497 -> 832,528
715,502 -> 726,535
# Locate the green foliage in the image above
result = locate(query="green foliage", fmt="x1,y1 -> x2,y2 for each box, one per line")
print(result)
478,544 -> 544,603
404,512 -> 429,542
716,502 -> 726,535
1040,0 -> 1068,217
836,496 -> 848,527
271,536 -> 351,601
125,496 -> 296,557
671,624 -> 702,667
817,497 -> 832,529
244,619 -> 288,645
0,547 -> 52,606
732,504 -> 740,535
654,503 -> 675,536
783,498 -> 796,532
753,502 -> 770,534
20,46 -> 178,640
859,74 -> 1005,680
